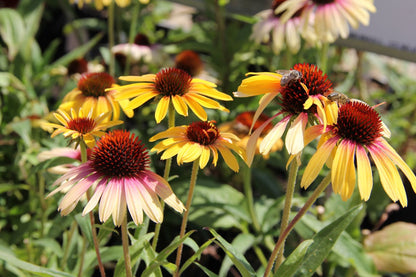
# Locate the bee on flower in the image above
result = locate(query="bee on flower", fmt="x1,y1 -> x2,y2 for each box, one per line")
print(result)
150,120 -> 246,172
235,63 -> 335,165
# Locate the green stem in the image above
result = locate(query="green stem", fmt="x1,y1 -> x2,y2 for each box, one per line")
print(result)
61,221 -> 78,270
264,174 -> 331,277
108,0 -> 115,76
80,141 -> 106,277
152,104 -> 176,250
123,2 -> 140,76
77,236 -> 87,277
242,163 -> 261,232
174,159 -> 200,277
121,215 -> 133,277
318,42 -> 329,73
275,158 -> 299,269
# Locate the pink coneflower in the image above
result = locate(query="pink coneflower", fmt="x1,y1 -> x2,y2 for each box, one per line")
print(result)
301,102 -> 416,206
47,130 -> 185,226
251,0 -> 316,54
276,0 -> 376,43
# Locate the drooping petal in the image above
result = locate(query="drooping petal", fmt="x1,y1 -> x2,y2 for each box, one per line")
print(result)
331,140 -> 356,201
82,178 -> 107,215
285,112 -> 308,154
127,91 -> 159,110
171,94 -> 188,116
260,115 -> 290,155
99,180 -> 118,223
368,143 -> 408,206
301,137 -> 338,189
377,138 -> 416,195
216,144 -> 240,172
125,178 -> 144,225
111,179 -> 127,226
143,171 -> 185,213
356,145 -> 373,201
155,96 -> 170,123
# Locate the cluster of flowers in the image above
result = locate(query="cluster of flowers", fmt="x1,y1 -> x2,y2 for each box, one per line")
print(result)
43,61 -> 416,230
252,0 -> 376,53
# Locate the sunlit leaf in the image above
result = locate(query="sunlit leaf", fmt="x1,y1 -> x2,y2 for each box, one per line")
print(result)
207,228 -> 256,277
364,222 -> 416,274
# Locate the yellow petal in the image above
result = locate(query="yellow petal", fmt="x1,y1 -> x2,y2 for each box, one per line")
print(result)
160,143 -> 185,160
301,137 -> 338,189
356,145 -> 373,201
199,147 -> 211,169
119,74 -> 155,82
216,144 -> 239,172
331,140 -> 356,200
369,142 -> 407,206
171,95 -> 188,116
378,138 -> 416,195
155,96 -> 170,123
251,93 -> 279,132
149,126 -> 186,141
127,91 -> 159,110
183,97 -> 207,121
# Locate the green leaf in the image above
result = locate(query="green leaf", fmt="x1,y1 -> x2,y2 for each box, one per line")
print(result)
41,33 -> 103,75
0,250 -> 73,277
180,238 -> 216,274
298,210 -> 376,275
290,204 -> 363,277
195,262 -> 219,277
0,9 -> 26,60
274,240 -> 314,277
141,230 -> 196,277
207,228 -> 256,277
30,156 -> 78,177
75,214 -> 94,248
113,233 -> 154,277
32,238 -> 63,257
219,233 -> 256,277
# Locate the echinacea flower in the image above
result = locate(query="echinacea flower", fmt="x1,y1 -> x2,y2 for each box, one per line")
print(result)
47,130 -> 185,226
301,101 -> 416,206
174,50 -> 204,77
235,63 -> 334,165
149,120 -> 245,172
276,0 -> 376,43
251,0 -> 316,54
70,0 -> 147,10
113,68 -> 233,123
219,111 -> 283,159
43,108 -> 123,148
37,147 -> 85,175
112,33 -> 156,65
59,72 -> 134,121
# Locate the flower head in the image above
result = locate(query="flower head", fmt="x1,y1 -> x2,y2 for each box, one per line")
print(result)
43,108 -> 123,148
219,111 -> 283,159
174,50 -> 204,77
113,68 -> 233,123
276,0 -> 376,43
59,72 -> 134,121
301,102 -> 416,206
150,120 -> 245,172
251,0 -> 316,54
47,130 -> 185,226
70,0 -> 147,10
236,63 -> 334,165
